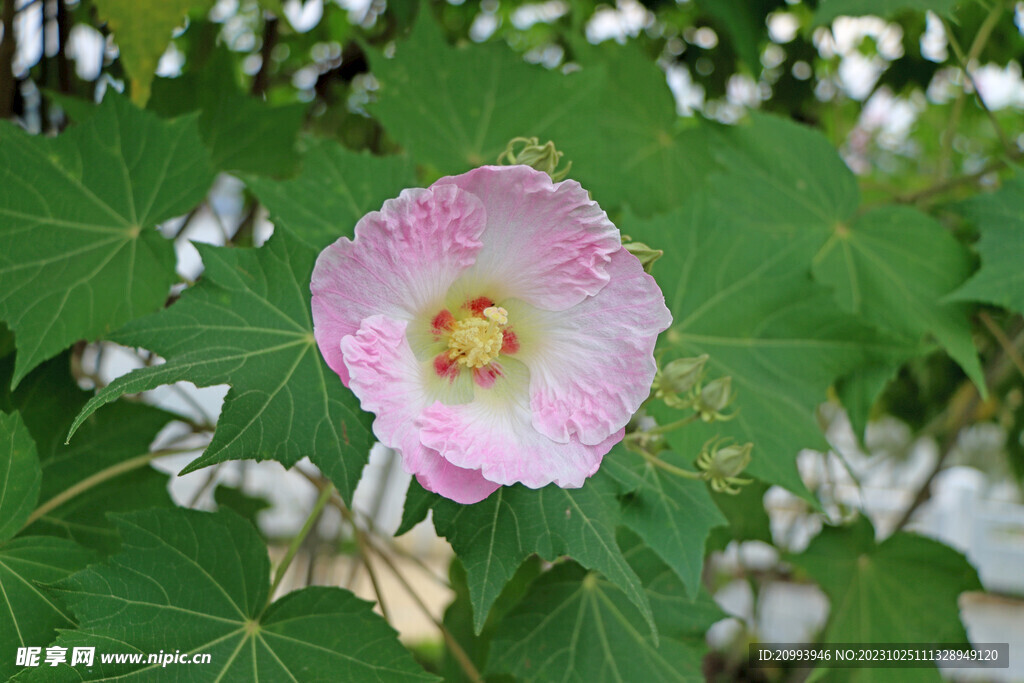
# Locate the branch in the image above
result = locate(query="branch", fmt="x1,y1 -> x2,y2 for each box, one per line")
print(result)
0,0 -> 16,119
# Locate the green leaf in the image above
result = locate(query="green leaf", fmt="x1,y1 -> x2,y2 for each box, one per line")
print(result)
368,14 -> 602,174
1,354 -> 177,554
0,93 -> 214,386
0,537 -> 94,681
790,517 -> 981,680
603,446 -> 726,598
95,0 -> 215,106
548,42 -> 714,216
627,202 -> 911,496
150,48 -> 306,176
427,471 -> 655,638
948,175 -> 1024,315
814,0 -> 959,25
67,229 -> 374,502
706,480 -> 773,552
245,137 -> 417,250
708,113 -> 859,234
812,207 -> 983,392
708,114 -> 981,391
0,410 -> 39,542
214,484 -> 273,531
26,509 -> 437,681
396,477 -> 434,537
693,0 -> 768,70
440,556 -> 543,682
488,531 -> 725,682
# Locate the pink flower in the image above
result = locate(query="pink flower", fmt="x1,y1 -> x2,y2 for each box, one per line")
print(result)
311,165 -> 671,504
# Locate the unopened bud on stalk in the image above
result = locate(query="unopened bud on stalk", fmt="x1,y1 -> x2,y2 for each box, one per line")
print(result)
696,438 -> 753,494
498,137 -> 572,181
653,354 -> 708,408
695,376 -> 734,422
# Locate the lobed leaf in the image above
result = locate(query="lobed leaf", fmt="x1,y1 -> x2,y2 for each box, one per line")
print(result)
66,229 -> 374,503
948,175 -> 1024,316
488,532 -> 725,682
20,509 -> 437,681
0,94 -> 214,387
245,137 -> 417,250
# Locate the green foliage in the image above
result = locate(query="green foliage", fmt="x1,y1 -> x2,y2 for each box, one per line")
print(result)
790,517 -> 982,680
21,509 -> 437,681
949,175 -> 1024,315
426,469 -> 656,637
94,0 -> 215,105
368,16 -> 601,175
814,0 -> 960,25
603,447 -> 727,598
245,137 -> 417,249
627,202 -> 911,495
0,94 -> 214,386
0,410 -> 39,542
488,532 -> 725,682
0,537 -> 95,681
149,49 -> 307,176
67,229 -> 374,503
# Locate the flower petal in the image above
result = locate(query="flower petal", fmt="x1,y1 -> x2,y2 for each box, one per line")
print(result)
417,394 -> 622,489
341,314 -> 498,504
523,248 -> 672,446
312,184 -> 486,384
435,165 -> 620,311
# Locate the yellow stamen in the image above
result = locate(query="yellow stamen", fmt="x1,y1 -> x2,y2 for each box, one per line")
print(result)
447,306 -> 508,368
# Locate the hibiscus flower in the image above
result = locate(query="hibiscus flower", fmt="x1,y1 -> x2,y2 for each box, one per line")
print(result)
311,165 -> 671,504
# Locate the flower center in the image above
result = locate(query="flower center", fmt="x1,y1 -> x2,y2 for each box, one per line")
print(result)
447,306 -> 508,368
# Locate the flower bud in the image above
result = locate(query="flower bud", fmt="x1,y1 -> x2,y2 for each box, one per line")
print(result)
623,241 -> 663,273
695,438 -> 753,494
498,137 -> 572,181
653,354 -> 708,408
695,376 -> 734,422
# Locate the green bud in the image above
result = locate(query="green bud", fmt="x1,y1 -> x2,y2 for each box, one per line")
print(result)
696,376 -> 734,422
498,137 -> 572,181
623,241 -> 664,273
653,354 -> 708,408
695,438 -> 753,494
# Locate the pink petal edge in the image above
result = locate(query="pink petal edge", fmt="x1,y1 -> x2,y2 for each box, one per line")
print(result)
434,165 -> 621,312
341,314 -> 499,504
312,183 -> 486,385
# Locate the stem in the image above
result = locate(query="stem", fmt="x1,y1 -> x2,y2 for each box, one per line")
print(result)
267,482 -> 334,602
894,149 -> 1024,206
367,539 -> 483,683
626,413 -> 699,439
937,0 -> 1008,179
941,9 -> 1016,159
23,448 -> 193,529
353,528 -> 391,624
0,0 -> 16,119
634,448 -> 704,480
252,16 -> 278,97
979,312 -> 1024,380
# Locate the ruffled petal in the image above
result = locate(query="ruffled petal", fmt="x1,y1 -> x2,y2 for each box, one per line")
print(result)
417,393 -> 622,489
312,184 -> 486,384
435,165 -> 620,311
341,315 -> 498,504
523,248 -> 672,446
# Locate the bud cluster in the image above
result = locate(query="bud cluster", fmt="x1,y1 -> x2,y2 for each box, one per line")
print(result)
497,137 -> 572,181
652,355 -> 735,422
